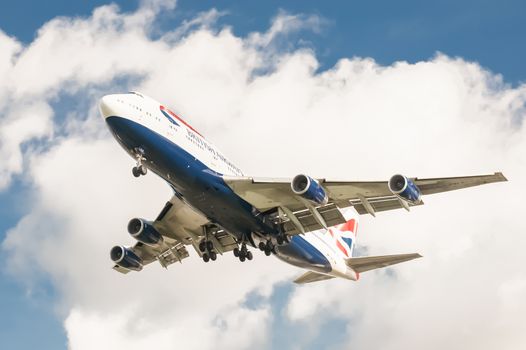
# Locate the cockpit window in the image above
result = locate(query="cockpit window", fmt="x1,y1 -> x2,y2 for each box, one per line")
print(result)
127,91 -> 144,98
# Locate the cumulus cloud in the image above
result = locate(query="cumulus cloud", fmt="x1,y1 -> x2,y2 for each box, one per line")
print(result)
1,1 -> 526,349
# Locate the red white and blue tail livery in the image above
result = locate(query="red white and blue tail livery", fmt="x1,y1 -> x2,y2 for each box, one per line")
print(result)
100,92 -> 507,283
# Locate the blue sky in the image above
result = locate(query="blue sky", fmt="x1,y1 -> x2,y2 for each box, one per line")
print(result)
1,0 -> 525,84
1,1 -> 525,349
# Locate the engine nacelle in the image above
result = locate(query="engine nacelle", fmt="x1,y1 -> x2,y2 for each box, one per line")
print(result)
110,246 -> 143,271
127,218 -> 163,246
388,174 -> 422,203
291,174 -> 328,206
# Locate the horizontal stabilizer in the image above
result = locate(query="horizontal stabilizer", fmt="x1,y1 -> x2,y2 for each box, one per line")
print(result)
346,253 -> 422,273
294,271 -> 335,284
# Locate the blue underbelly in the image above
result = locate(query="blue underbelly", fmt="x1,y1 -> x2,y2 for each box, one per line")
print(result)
105,116 -> 276,237
275,235 -> 332,273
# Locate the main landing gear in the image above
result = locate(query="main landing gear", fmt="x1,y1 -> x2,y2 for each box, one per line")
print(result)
132,149 -> 147,178
258,240 -> 275,256
199,240 -> 217,263
258,233 -> 289,256
233,242 -> 253,262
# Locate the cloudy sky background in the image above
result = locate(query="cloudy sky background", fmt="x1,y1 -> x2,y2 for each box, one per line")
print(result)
1,0 -> 525,349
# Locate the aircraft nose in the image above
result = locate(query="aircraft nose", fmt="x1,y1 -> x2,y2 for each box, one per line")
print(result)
99,94 -> 118,118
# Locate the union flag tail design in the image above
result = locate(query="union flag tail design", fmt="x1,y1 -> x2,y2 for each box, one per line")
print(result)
328,208 -> 359,258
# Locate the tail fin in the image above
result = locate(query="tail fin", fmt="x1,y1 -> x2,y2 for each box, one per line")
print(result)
328,208 -> 359,258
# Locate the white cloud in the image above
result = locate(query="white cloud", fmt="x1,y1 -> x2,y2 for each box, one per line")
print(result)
1,1 -> 526,350
247,10 -> 324,47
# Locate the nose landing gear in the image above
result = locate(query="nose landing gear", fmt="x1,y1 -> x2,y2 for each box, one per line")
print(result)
132,164 -> 148,177
132,149 -> 148,177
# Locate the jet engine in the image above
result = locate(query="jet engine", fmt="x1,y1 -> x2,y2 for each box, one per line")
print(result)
110,246 -> 143,271
388,174 -> 422,203
291,174 -> 328,206
127,218 -> 163,246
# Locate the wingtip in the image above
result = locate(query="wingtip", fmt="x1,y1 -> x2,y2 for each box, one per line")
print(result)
495,172 -> 508,182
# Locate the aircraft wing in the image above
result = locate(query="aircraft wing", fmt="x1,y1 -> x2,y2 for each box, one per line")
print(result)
224,172 -> 506,234
113,194 -> 238,273
346,253 -> 422,273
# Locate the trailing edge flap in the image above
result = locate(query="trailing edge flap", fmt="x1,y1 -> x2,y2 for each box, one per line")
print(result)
346,253 -> 422,273
294,271 -> 335,284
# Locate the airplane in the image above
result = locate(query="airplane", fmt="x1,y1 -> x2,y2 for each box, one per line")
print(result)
100,91 -> 507,284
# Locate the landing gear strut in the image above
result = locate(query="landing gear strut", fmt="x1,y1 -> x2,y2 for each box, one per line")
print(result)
276,233 -> 289,245
132,149 -> 147,177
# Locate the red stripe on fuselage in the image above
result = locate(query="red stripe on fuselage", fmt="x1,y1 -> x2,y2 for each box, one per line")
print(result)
160,105 -> 204,138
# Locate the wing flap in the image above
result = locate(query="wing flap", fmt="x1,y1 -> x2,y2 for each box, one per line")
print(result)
282,203 -> 346,235
346,253 -> 422,273
294,271 -> 335,284
350,196 -> 423,215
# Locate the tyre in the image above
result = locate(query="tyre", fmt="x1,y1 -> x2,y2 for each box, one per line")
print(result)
239,249 -> 246,259
277,235 -> 284,245
264,249 -> 271,256
132,167 -> 140,177
258,242 -> 266,251
203,253 -> 210,262
199,241 -> 206,252
246,251 -> 253,260
206,241 -> 214,251
210,251 -> 217,261
239,255 -> 246,262
233,248 -> 239,257
139,165 -> 147,175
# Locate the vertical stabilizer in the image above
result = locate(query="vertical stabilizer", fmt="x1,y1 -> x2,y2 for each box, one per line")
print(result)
328,208 -> 359,258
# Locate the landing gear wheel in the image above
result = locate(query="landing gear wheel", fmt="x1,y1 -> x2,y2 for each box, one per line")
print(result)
132,166 -> 141,177
139,164 -> 147,175
203,253 -> 210,262
233,248 -> 239,257
277,235 -> 285,245
206,241 -> 214,251
210,251 -> 217,261
239,249 -> 246,259
264,248 -> 271,256
258,242 -> 266,251
239,255 -> 246,262
246,251 -> 253,261
199,241 -> 206,252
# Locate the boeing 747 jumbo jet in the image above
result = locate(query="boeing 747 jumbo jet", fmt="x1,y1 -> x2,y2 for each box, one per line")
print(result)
100,92 -> 507,284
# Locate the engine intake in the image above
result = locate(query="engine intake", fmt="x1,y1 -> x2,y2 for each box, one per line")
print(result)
110,246 -> 143,271
388,174 -> 421,203
291,174 -> 328,206
128,218 -> 163,246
